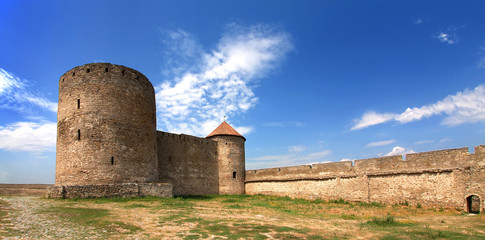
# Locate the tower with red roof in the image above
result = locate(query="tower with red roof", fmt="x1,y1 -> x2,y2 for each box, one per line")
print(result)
207,121 -> 246,194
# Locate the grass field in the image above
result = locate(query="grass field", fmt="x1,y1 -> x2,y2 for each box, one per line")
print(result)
1,194 -> 484,239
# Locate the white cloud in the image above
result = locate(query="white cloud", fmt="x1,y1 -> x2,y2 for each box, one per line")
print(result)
0,121 -> 56,152
0,68 -> 57,113
478,56 -> 485,69
156,23 -> 293,136
289,145 -> 306,153
248,149 -> 330,169
414,18 -> 423,25
263,121 -> 303,128
351,111 -> 397,130
434,27 -> 459,45
234,125 -> 254,135
365,139 -> 396,148
414,140 -> 435,145
384,146 -> 416,156
340,158 -> 352,162
351,85 -> 485,130
439,138 -> 451,143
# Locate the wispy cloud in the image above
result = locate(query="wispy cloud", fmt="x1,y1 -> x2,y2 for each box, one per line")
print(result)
351,111 -> 397,130
351,85 -> 485,130
439,138 -> 451,143
0,68 -> 57,113
477,46 -> 485,69
0,121 -> 56,152
385,146 -> 415,156
263,121 -> 303,128
365,139 -> 396,148
248,149 -> 331,169
434,27 -> 459,45
414,18 -> 423,25
288,145 -> 306,153
414,140 -> 435,145
156,23 -> 293,136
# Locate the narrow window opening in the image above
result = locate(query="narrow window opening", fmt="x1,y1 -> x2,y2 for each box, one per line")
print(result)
86,68 -> 90,73
105,67 -> 108,72
62,78 -> 65,83
233,171 -> 237,179
111,156 -> 114,165
77,129 -> 81,140
77,99 -> 80,109
72,72 -> 75,76
121,70 -> 125,75
137,76 -> 140,80
168,156 -> 172,162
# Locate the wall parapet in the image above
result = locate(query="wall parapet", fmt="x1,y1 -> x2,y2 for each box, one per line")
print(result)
247,145 -> 484,183
245,145 -> 485,209
157,131 -> 216,145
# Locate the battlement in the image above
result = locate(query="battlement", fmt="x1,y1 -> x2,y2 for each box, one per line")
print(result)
59,63 -> 153,90
247,145 -> 485,183
246,145 -> 485,209
157,131 -> 217,146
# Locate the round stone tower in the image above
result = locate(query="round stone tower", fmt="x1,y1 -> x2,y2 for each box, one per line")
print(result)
207,121 -> 246,194
55,63 -> 158,185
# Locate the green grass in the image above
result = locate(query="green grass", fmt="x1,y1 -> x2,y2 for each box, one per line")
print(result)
43,206 -> 141,234
3,195 -> 484,239
361,214 -> 480,239
227,204 -> 249,209
123,203 -> 150,209
0,200 -> 19,237
380,228 -> 483,240
184,219 -> 309,240
363,215 -> 412,228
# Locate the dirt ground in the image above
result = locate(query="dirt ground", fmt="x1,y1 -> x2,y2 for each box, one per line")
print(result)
1,195 -> 484,239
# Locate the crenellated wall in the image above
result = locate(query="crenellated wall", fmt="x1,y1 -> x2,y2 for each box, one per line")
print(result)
246,145 -> 485,209
157,131 -> 219,196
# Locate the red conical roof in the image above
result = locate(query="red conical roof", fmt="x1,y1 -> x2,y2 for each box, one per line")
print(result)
206,121 -> 245,140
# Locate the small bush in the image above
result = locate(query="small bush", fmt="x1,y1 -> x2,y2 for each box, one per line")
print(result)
365,215 -> 398,227
416,203 -> 422,208
329,198 -> 350,205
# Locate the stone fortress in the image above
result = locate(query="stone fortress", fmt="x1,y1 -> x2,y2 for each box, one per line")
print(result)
47,63 -> 484,213
47,63 -> 245,199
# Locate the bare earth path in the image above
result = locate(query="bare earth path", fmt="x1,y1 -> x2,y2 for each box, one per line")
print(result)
1,195 -> 484,239
0,196 -> 103,239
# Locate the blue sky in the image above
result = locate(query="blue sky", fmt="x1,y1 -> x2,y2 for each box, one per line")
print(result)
1,1 -> 484,183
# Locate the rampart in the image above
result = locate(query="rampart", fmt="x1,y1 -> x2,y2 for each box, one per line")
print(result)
157,131 -> 219,196
0,184 -> 52,196
246,145 -> 485,209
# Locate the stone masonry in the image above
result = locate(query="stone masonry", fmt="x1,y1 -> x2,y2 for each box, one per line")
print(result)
49,63 -> 246,198
49,63 -> 483,213
246,145 -> 485,212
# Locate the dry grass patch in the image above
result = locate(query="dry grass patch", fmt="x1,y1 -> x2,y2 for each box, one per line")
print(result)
1,195 -> 484,239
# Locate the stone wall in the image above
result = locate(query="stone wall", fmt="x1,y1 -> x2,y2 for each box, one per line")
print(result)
209,135 -> 246,195
45,183 -> 172,199
157,131 -> 219,196
246,145 -> 485,210
0,184 -> 52,196
56,63 -> 158,185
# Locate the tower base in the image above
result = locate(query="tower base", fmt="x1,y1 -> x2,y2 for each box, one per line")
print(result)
45,183 -> 172,199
